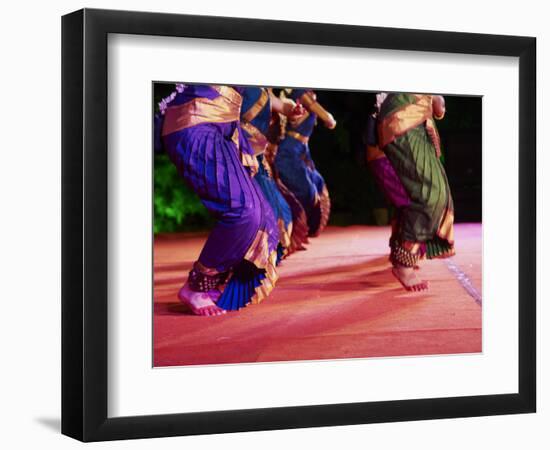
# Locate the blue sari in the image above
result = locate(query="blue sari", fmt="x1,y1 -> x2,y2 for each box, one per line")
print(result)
274,89 -> 330,236
240,87 -> 293,261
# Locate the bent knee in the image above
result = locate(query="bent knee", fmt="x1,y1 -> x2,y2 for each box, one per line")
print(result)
222,202 -> 262,229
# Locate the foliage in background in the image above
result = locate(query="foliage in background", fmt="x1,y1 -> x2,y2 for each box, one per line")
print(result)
154,153 -> 212,234
153,83 -> 213,234
153,83 -> 482,233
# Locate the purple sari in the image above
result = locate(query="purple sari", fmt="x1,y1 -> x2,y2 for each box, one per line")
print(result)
161,85 -> 279,310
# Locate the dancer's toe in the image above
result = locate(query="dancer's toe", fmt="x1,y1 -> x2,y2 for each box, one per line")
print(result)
210,305 -> 224,316
179,283 -> 227,317
197,306 -> 211,317
392,266 -> 429,292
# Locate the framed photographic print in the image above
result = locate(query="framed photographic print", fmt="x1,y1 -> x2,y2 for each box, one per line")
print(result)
61,8 -> 536,442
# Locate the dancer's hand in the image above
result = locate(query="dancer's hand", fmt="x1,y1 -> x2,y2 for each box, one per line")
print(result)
270,92 -> 306,119
283,99 -> 306,119
432,95 -> 445,119
323,113 -> 337,129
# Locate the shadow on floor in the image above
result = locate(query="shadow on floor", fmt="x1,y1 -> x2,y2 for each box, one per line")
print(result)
35,417 -> 61,433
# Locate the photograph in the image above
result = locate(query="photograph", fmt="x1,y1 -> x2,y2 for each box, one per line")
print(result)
152,83 -> 482,367
57,5 -> 537,442
0,0 -> 542,445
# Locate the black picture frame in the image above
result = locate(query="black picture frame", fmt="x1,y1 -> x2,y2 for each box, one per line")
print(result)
61,8 -> 536,442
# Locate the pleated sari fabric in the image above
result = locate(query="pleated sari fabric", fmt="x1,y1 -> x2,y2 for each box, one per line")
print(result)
161,85 -> 279,310
240,87 -> 293,260
378,93 -> 455,259
274,89 -> 331,236
273,172 -> 310,254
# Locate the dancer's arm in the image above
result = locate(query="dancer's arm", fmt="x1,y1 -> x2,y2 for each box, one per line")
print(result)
299,91 -> 337,129
270,91 -> 305,119
432,95 -> 446,120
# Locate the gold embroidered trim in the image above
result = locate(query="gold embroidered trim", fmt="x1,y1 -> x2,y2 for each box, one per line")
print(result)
241,121 -> 268,155
288,205 -> 309,253
436,207 -> 455,245
287,130 -> 309,144
162,87 -> 242,136
425,118 -> 442,157
309,185 -> 331,237
277,218 -> 292,250
244,229 -> 271,269
378,95 -> 433,149
241,152 -> 259,176
260,156 -> 273,178
275,179 -> 310,255
211,85 -> 243,104
430,247 -> 456,259
319,185 -> 331,234
231,127 -> 240,149
241,88 -> 269,123
402,240 -> 422,254
250,250 -> 279,305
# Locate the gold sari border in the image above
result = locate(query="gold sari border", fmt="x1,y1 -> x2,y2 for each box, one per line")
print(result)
241,88 -> 269,123
162,87 -> 242,136
211,85 -> 243,105
244,229 -> 271,269
241,121 -> 268,155
288,205 -> 309,254
260,156 -> 273,178
425,118 -> 442,157
241,152 -> 259,177
318,185 -> 331,235
242,229 -> 280,305
436,207 -> 455,244
287,130 -> 309,144
250,250 -> 279,305
429,247 -> 456,259
378,95 -> 433,149
277,218 -> 292,250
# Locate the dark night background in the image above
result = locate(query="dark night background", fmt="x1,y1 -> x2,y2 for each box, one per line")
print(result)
153,84 -> 482,233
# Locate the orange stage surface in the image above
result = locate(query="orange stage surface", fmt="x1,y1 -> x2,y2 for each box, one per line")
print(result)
154,224 -> 481,367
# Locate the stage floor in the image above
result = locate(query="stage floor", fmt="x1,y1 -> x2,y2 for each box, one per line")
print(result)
154,224 -> 482,367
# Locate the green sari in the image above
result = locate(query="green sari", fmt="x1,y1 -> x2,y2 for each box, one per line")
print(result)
378,93 -> 454,262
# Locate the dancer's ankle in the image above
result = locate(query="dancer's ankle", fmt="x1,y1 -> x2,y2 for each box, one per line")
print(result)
187,262 -> 228,292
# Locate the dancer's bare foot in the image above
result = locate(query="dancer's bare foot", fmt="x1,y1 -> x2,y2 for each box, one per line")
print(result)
392,265 -> 428,291
178,283 -> 226,316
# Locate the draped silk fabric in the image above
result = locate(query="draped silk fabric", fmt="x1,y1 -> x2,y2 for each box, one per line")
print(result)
274,89 -> 331,236
162,85 -> 280,310
377,93 -> 455,259
240,87 -> 294,259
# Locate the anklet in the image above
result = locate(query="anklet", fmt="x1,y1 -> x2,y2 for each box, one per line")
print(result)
187,262 -> 228,292
390,244 -> 419,268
